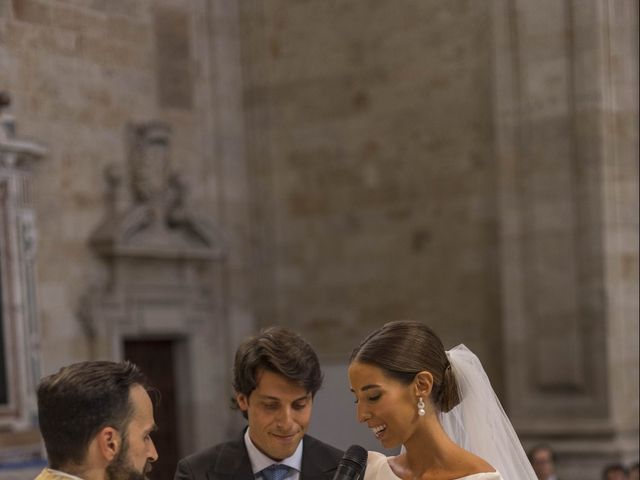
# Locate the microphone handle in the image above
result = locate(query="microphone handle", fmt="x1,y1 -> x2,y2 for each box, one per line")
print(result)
333,462 -> 364,480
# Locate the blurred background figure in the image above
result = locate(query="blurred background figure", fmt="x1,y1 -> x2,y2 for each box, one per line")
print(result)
528,444 -> 559,480
602,463 -> 629,480
628,462 -> 639,480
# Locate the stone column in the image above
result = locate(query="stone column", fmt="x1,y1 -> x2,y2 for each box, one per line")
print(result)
599,0 -> 639,468
0,91 -> 46,470
492,1 -> 638,478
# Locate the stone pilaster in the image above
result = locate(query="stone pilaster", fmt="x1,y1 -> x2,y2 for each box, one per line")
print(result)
492,1 -> 639,478
0,91 -> 46,471
206,0 -> 257,437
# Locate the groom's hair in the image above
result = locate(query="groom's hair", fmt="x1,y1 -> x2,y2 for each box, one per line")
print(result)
231,326 -> 323,418
350,320 -> 461,412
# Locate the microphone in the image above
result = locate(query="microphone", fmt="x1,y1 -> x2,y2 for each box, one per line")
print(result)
332,445 -> 368,480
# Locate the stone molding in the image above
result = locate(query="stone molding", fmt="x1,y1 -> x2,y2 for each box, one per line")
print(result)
0,91 -> 47,467
83,121 -> 230,455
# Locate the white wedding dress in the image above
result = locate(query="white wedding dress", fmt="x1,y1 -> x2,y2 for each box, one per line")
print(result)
364,452 -> 504,480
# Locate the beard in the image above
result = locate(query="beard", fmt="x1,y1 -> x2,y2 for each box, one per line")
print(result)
105,438 -> 152,480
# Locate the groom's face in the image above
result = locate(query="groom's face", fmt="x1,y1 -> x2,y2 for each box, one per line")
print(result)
236,369 -> 312,461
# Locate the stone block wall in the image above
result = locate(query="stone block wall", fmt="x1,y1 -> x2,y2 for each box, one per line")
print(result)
0,1 -> 636,478
0,0 -> 235,373
239,0 -> 505,392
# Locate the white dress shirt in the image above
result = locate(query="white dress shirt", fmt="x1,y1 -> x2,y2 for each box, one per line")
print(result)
244,428 -> 303,480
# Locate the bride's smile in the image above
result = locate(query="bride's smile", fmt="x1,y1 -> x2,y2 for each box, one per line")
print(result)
348,361 -> 422,448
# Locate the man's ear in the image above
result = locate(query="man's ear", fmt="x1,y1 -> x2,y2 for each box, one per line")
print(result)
96,427 -> 121,462
414,371 -> 434,397
236,393 -> 249,412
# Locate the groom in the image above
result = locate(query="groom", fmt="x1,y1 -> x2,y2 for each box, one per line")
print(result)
173,326 -> 343,480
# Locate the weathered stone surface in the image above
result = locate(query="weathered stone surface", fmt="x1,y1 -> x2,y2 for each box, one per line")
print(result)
153,5 -> 193,110
240,0 -> 500,378
493,1 -> 638,478
0,0 -> 216,378
0,0 -> 637,478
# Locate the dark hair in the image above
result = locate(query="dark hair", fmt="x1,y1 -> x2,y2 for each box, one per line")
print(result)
527,444 -> 557,463
231,326 -> 323,418
350,320 -> 460,413
603,463 -> 629,480
37,361 -> 148,469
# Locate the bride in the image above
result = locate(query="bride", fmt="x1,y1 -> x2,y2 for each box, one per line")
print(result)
348,321 -> 537,479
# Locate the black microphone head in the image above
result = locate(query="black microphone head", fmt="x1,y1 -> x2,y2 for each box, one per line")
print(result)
333,445 -> 368,480
342,444 -> 368,469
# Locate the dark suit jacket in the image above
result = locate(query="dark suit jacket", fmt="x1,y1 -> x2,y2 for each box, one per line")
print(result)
173,433 -> 343,480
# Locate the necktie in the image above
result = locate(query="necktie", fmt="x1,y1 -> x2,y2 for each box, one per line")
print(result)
261,464 -> 292,480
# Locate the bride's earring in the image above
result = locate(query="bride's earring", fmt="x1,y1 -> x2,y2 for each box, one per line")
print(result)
417,397 -> 426,416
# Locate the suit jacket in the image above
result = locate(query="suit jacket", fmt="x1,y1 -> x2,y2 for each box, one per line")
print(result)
174,433 -> 343,480
34,468 -> 82,480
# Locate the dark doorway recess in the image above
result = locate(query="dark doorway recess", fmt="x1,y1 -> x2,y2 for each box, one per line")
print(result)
124,339 -> 180,480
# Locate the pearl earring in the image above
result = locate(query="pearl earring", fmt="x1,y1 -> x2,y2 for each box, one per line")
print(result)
417,397 -> 426,416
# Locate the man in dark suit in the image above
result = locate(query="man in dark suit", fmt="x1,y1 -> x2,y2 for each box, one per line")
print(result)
173,327 -> 343,480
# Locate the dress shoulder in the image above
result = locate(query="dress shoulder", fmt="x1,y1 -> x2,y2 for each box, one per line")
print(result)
362,453 -> 503,480
456,471 -> 503,479
364,452 -> 399,480
367,451 -> 388,463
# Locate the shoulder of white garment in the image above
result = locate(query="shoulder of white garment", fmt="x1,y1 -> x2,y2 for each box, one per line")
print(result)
362,451 -> 398,480
362,453 -> 503,480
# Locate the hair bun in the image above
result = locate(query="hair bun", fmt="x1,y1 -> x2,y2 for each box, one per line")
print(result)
438,363 -> 461,413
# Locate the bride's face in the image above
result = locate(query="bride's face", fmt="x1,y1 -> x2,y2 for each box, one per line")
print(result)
348,361 -> 419,449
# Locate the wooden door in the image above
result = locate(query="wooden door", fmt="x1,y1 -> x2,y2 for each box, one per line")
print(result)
124,339 -> 180,480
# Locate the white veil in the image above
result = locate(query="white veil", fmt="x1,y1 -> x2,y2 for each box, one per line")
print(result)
438,344 -> 537,480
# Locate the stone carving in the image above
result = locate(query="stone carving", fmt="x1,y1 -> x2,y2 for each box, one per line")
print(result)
91,121 -> 220,256
0,91 -> 14,140
130,122 -> 171,204
0,91 -> 46,167
83,121 -> 229,457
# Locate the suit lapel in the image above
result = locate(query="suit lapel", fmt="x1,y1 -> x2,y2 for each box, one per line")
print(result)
300,436 -> 339,480
208,437 -> 255,480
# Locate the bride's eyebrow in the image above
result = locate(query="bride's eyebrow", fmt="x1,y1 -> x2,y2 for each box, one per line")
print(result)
350,384 -> 381,393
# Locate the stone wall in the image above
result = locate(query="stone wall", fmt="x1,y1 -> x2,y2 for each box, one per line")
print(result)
0,1 -> 256,465
0,0 -> 637,478
239,0 -> 504,392
492,1 -> 639,477
0,0 -> 252,374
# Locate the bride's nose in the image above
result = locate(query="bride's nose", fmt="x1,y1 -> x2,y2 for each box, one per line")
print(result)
357,403 -> 371,423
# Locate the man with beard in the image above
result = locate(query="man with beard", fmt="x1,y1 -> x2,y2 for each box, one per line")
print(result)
174,326 -> 343,480
34,361 -> 158,480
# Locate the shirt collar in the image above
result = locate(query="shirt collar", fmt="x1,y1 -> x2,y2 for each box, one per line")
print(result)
43,468 -> 84,480
243,428 -> 303,474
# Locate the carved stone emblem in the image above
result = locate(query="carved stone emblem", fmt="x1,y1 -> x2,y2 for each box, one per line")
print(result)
91,121 -> 220,256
